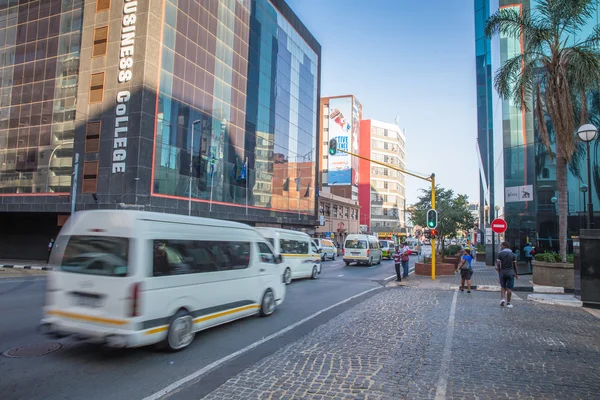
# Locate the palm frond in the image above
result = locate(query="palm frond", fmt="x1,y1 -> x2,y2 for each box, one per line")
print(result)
485,8 -> 541,42
493,54 -> 531,103
578,25 -> 600,49
568,140 -> 586,180
537,0 -> 596,35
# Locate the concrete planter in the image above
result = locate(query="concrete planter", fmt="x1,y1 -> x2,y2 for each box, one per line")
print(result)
415,262 -> 455,276
532,260 -> 574,290
476,253 -> 486,262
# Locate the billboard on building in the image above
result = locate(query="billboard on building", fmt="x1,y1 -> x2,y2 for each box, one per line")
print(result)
328,97 -> 353,185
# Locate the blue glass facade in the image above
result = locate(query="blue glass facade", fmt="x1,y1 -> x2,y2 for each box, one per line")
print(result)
0,0 -> 84,194
152,0 -> 319,217
477,0 -> 600,254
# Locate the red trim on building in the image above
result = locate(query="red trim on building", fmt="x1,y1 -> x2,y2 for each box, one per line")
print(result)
358,120 -> 372,228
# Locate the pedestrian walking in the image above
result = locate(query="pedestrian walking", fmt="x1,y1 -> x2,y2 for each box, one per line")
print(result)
456,248 -> 474,293
524,242 -> 534,271
393,245 -> 402,282
497,242 -> 519,308
399,242 -> 410,278
47,238 -> 55,264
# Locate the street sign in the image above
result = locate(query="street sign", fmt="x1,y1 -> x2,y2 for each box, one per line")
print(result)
491,218 -> 507,233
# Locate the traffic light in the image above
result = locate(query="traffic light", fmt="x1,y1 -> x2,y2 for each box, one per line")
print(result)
430,229 -> 438,238
426,209 -> 438,229
328,138 -> 337,155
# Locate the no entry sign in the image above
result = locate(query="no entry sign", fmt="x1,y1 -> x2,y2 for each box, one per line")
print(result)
491,218 -> 507,233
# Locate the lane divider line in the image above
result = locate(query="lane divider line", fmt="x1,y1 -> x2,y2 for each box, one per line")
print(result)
434,289 -> 458,400
142,286 -> 384,400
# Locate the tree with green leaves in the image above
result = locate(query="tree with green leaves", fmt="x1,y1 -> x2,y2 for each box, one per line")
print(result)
410,186 -> 475,256
485,0 -> 600,262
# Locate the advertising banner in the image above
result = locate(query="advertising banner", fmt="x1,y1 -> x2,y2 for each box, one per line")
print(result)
351,98 -> 360,186
327,97 -> 352,185
505,185 -> 533,202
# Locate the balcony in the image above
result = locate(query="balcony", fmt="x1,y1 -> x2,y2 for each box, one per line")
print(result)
48,175 -> 72,187
50,157 -> 72,169
0,173 -> 33,189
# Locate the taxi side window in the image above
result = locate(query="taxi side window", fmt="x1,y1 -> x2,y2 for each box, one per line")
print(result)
257,242 -> 276,263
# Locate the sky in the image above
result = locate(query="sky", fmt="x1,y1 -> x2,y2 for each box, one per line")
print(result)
286,0 -> 480,205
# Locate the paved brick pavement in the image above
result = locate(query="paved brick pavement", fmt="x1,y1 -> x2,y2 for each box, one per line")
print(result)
404,260 -> 534,291
201,287 -> 600,399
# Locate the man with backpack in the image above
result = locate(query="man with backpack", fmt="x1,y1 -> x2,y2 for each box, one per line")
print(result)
497,242 -> 519,308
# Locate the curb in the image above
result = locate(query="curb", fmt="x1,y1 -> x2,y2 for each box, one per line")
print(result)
1,264 -> 53,271
448,285 -> 573,294
528,294 -> 583,307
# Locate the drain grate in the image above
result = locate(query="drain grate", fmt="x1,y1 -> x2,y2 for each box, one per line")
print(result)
2,342 -> 62,358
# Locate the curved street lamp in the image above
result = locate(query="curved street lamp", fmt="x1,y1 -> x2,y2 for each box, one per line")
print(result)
45,140 -> 74,192
577,124 -> 598,229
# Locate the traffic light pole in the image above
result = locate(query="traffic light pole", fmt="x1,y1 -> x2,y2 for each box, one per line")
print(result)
332,147 -> 438,279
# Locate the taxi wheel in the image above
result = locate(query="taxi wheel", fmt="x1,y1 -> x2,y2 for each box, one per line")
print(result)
368,257 -> 373,267
165,310 -> 195,352
259,289 -> 275,317
284,267 -> 292,285
311,265 -> 319,279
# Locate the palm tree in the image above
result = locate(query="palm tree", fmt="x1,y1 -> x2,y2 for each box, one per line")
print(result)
485,0 -> 600,262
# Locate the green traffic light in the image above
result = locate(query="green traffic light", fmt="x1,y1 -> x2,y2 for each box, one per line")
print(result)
328,138 -> 337,155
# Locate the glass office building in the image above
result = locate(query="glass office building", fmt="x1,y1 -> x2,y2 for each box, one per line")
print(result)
475,0 -> 600,255
153,0 -> 319,216
0,0 -> 321,259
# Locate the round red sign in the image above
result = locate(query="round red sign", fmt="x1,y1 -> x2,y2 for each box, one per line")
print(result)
491,218 -> 507,233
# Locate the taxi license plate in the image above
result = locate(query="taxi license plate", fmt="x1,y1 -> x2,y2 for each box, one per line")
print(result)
74,293 -> 101,308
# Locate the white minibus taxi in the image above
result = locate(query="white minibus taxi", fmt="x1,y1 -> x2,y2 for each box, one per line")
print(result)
343,234 -> 382,266
256,228 -> 321,284
39,210 -> 286,351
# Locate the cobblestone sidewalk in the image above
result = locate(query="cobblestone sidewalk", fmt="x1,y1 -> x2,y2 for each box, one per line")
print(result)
403,261 -> 534,291
202,288 -> 600,399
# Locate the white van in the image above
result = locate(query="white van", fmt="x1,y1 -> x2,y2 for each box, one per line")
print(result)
405,238 -> 422,255
256,228 -> 321,284
39,210 -> 286,351
312,238 -> 337,261
343,234 -> 382,266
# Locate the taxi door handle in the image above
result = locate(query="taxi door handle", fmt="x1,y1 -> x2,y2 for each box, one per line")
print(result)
260,268 -> 266,272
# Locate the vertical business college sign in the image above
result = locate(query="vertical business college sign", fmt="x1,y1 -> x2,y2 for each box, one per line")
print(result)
112,0 -> 138,173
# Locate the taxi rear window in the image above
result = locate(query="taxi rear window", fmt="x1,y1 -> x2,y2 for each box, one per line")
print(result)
53,235 -> 130,277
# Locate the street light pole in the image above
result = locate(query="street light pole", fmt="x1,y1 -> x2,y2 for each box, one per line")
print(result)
45,141 -> 74,192
577,124 -> 598,229
585,140 -> 594,229
189,120 -> 201,216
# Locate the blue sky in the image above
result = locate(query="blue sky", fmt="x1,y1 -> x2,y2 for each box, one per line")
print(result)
286,0 -> 480,205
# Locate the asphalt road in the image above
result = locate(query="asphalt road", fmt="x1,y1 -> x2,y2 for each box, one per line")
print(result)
0,256 -> 418,400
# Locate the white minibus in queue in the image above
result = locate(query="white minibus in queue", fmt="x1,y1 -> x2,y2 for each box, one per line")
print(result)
256,228 -> 321,285
343,234 -> 382,266
39,210 -> 286,351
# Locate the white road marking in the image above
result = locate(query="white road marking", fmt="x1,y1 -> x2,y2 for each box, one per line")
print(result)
435,289 -> 458,400
0,277 -> 46,284
142,286 -> 384,400
337,274 -> 344,277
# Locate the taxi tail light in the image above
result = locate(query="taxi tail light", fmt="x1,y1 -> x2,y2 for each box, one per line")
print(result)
130,282 -> 141,317
366,249 -> 370,256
